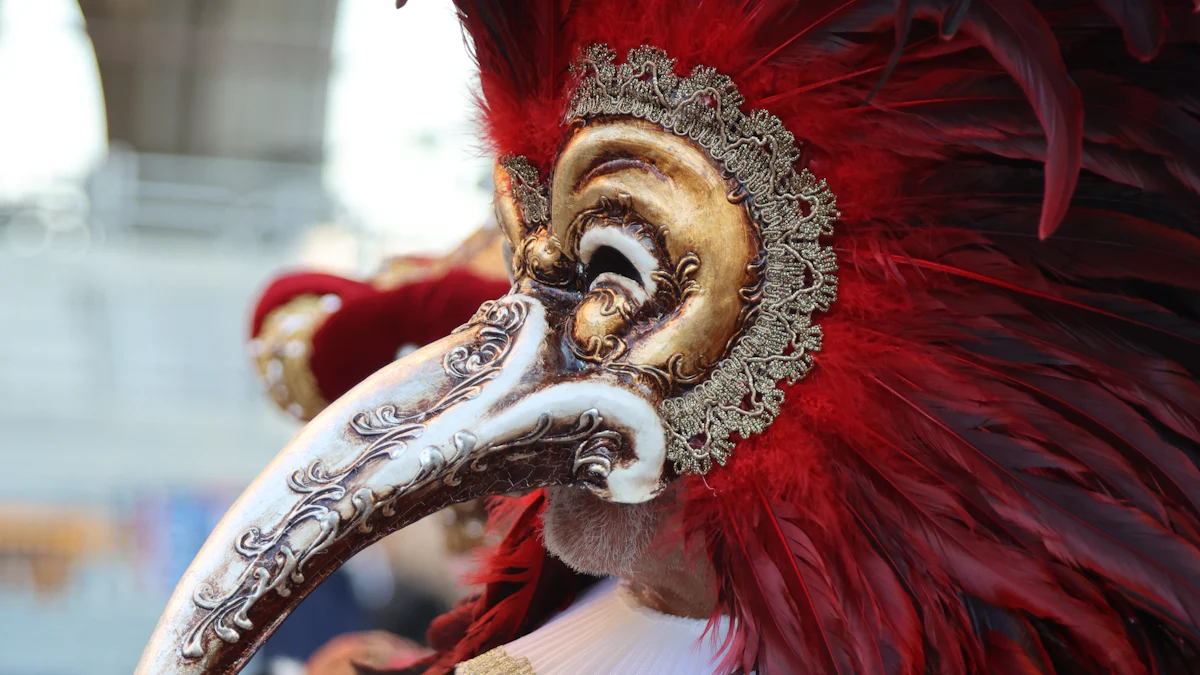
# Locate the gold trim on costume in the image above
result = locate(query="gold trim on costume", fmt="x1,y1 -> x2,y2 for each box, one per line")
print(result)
456,647 -> 537,675
250,293 -> 338,421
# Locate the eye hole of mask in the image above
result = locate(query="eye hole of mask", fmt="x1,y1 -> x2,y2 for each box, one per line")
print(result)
584,245 -> 642,290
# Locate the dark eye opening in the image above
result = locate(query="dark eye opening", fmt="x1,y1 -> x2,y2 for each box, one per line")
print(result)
584,245 -> 642,289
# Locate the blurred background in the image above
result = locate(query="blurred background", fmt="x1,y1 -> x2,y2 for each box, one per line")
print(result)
0,1 -> 498,673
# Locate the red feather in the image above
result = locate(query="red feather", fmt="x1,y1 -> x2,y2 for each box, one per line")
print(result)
919,0 -> 1083,238
417,491 -> 587,675
986,631 -> 1048,675
387,2 -> 1200,673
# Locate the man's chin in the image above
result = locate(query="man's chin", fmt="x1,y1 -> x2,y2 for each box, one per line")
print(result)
541,485 -> 664,578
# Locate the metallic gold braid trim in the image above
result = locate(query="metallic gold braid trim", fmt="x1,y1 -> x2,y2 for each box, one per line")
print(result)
499,155 -> 549,226
456,647 -> 537,675
250,294 -> 341,421
502,156 -> 574,287
568,44 -> 839,474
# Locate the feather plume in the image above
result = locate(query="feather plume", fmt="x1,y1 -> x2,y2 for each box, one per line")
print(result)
384,1 -> 1200,672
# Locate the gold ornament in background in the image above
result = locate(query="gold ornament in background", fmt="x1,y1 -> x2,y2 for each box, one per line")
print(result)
373,223 -> 511,290
250,294 -> 340,421
442,499 -> 490,555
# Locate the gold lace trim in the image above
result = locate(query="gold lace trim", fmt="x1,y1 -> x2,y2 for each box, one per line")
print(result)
456,647 -> 537,675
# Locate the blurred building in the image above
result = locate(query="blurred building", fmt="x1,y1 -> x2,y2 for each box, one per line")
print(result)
0,1 -> 489,673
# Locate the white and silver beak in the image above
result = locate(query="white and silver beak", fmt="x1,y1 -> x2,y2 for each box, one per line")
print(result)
135,294 -> 667,674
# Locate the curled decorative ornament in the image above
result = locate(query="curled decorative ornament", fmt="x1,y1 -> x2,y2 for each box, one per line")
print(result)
506,45 -> 840,474
181,298 -> 529,659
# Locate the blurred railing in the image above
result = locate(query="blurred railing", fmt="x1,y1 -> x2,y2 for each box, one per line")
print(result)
95,144 -> 332,247
0,144 -> 333,254
0,147 -> 331,674
0,145 -> 334,417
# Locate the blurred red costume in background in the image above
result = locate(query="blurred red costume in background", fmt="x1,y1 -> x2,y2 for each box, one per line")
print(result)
250,226 -> 511,420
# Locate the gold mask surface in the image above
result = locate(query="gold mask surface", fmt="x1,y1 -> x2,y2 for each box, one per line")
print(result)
552,119 -> 759,387
496,45 -> 838,474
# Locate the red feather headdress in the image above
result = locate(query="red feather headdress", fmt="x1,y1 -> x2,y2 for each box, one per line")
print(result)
389,1 -> 1200,673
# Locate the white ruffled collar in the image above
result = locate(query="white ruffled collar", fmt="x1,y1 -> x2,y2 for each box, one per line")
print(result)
477,577 -> 735,675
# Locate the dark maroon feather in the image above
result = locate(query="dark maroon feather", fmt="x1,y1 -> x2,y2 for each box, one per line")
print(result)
921,0 -> 1084,238
1092,0 -> 1168,61
1017,372 -> 1200,520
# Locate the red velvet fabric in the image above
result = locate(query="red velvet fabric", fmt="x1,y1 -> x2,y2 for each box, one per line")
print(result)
251,271 -> 375,337
251,269 -> 510,402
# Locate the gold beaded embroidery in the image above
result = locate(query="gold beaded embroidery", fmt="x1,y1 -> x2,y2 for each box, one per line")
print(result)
500,155 -> 549,227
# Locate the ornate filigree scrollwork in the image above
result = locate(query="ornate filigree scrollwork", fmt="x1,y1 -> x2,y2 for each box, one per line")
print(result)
500,156 -> 575,287
183,297 -> 628,660
184,448 -> 447,660
608,353 -> 708,393
563,192 -> 664,261
183,299 -> 528,659
561,191 -> 712,393
591,287 -> 636,321
650,252 -> 702,306
442,408 -> 623,490
567,324 -> 709,395
513,233 -> 574,287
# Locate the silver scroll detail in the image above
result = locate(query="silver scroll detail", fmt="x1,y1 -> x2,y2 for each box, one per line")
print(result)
181,299 -> 531,659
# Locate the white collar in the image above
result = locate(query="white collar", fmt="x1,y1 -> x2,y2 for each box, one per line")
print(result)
456,577 -> 735,675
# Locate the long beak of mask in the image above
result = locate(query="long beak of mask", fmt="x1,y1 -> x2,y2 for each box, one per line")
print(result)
135,289 -> 670,674
138,66 -> 838,672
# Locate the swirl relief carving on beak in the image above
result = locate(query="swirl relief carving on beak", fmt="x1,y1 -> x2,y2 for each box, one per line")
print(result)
140,282 -> 673,672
